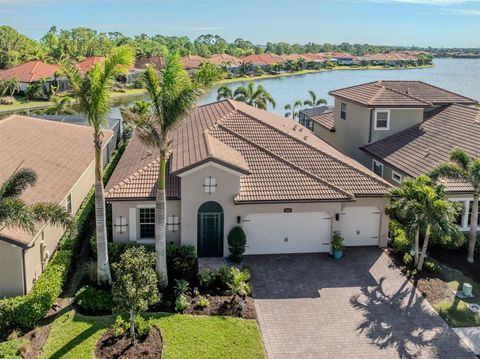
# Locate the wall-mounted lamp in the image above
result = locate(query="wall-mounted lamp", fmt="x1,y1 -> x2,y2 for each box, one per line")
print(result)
237,216 -> 241,224
335,213 -> 340,221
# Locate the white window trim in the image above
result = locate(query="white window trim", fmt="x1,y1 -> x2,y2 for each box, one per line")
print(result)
374,109 -> 390,130
449,198 -> 480,231
392,170 -> 402,183
372,159 -> 384,177
138,207 -> 155,240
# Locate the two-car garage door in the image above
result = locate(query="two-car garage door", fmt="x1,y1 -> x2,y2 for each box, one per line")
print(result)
241,207 -> 381,255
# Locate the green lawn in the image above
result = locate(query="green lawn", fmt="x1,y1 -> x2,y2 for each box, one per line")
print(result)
0,337 -> 26,359
432,266 -> 480,327
39,310 -> 265,359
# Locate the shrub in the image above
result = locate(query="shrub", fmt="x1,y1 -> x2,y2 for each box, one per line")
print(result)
217,265 -> 235,289
331,233 -> 345,251
113,316 -> 129,337
134,315 -> 153,339
166,244 -> 197,281
227,226 -> 247,263
198,268 -> 216,288
403,252 -> 413,266
390,220 -> 411,253
424,259 -> 439,273
175,294 -> 189,313
174,279 -> 191,296
226,267 -> 251,299
196,295 -> 209,309
75,286 -> 113,315
86,260 -> 97,284
0,96 -> 15,105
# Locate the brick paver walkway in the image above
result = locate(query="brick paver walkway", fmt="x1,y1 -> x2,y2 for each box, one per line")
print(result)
246,248 -> 476,359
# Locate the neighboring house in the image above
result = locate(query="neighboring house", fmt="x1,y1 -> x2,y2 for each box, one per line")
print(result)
76,56 -> 106,73
0,115 -> 114,297
299,106 -> 336,143
330,52 -> 355,65
207,54 -> 241,72
241,54 -> 284,70
181,55 -> 205,73
105,100 -> 391,258
309,80 -> 478,231
0,60 -> 63,92
135,56 -> 165,71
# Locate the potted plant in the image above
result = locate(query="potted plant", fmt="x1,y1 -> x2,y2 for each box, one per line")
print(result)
331,233 -> 345,260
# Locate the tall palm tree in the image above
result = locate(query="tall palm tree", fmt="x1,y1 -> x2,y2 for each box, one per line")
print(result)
121,52 -> 203,288
233,82 -> 276,109
284,100 -> 303,120
1,78 -> 20,97
45,96 -> 77,115
430,148 -> 480,263
388,175 -> 461,270
0,167 -> 72,233
216,86 -> 233,101
303,90 -> 327,108
60,46 -> 134,284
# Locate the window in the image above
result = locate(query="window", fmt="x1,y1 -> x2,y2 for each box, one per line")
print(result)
139,208 -> 155,238
392,171 -> 402,183
454,202 -> 465,226
340,103 -> 347,120
167,215 -> 180,232
372,160 -> 384,177
467,201 -> 480,226
300,118 -> 314,131
66,193 -> 72,214
374,109 -> 390,130
204,176 -> 217,193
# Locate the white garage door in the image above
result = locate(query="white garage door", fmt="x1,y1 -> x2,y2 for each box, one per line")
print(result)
242,212 -> 331,255
340,206 -> 380,246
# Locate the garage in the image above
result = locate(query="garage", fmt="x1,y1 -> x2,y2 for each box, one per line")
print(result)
241,212 -> 331,255
340,206 -> 380,246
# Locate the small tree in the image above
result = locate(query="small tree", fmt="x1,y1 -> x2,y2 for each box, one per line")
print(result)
228,226 -> 247,263
112,246 -> 160,344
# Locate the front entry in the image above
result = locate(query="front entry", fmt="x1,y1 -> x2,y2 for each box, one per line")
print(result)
197,201 -> 224,257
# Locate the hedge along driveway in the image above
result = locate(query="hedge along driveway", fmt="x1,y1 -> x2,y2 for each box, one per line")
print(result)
40,310 -> 265,359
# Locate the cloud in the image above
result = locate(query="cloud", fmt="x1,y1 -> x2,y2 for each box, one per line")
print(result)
443,7 -> 480,14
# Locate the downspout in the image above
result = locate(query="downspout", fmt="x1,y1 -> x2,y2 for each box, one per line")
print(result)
368,109 -> 374,143
22,248 -> 27,295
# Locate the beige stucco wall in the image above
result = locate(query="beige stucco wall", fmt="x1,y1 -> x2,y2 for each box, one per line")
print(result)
111,200 -> 181,245
370,108 -> 423,143
0,242 -> 23,298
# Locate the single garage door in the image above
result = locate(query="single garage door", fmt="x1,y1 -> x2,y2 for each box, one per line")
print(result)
340,206 -> 380,246
242,212 -> 331,255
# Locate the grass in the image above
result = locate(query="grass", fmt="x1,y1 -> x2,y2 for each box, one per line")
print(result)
432,265 -> 480,327
0,337 -> 27,359
39,310 -> 265,359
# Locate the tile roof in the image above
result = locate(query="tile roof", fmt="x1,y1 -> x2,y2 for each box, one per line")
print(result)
0,60 -> 58,83
135,56 -> 165,70
241,53 -> 284,65
361,104 -> 480,194
76,56 -> 106,73
207,54 -> 241,66
0,115 -> 113,246
330,81 -> 477,107
106,100 -> 391,203
303,107 -> 335,131
181,55 -> 204,69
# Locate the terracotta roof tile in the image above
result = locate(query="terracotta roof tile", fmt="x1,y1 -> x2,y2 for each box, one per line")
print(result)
106,100 -> 391,202
362,104 -> 480,194
135,56 -> 165,70
76,56 -> 106,73
241,53 -> 284,65
181,55 -> 204,69
0,60 -> 58,83
207,54 -> 241,66
301,107 -> 335,131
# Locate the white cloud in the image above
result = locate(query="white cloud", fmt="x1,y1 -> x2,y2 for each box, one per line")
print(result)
444,7 -> 480,14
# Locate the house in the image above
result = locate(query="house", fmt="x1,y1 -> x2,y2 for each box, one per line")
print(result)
330,52 -> 355,66
0,115 -> 114,297
105,100 -> 391,257
0,60 -> 61,92
299,106 -> 335,136
135,56 -> 165,71
361,104 -> 480,231
76,56 -> 106,73
241,53 -> 284,70
181,55 -> 205,73
307,80 -> 478,231
207,54 -> 241,72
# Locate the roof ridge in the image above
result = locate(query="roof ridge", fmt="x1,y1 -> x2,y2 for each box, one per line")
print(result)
217,121 -> 354,199
378,82 -> 433,105
234,107 -> 391,188
368,84 -> 385,105
412,80 -> 478,103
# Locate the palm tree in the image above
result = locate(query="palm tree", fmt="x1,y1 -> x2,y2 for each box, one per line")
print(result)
0,167 -> 72,234
1,78 -> 20,97
60,46 -> 134,284
217,86 -> 233,101
284,100 -> 303,120
121,52 -> 203,288
387,175 -> 461,270
232,82 -> 276,109
430,148 -> 480,263
303,90 -> 327,108
45,96 -> 77,115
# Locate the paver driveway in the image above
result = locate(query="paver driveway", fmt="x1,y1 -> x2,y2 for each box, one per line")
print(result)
246,248 -> 475,359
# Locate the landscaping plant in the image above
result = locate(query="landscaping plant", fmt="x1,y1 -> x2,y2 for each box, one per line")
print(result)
174,279 -> 191,296
198,268 -> 216,288
226,267 -> 251,304
75,286 -> 113,315
227,226 -> 247,263
112,246 -> 160,344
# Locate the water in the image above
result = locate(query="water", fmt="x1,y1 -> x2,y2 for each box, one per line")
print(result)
110,58 -> 479,117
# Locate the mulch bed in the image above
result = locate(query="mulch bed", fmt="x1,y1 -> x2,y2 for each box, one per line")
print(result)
429,247 -> 480,282
183,295 -> 256,319
95,326 -> 163,359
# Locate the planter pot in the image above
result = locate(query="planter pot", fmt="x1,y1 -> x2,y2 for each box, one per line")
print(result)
333,249 -> 343,260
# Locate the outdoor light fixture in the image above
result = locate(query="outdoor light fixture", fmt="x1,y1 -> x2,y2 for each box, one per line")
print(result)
335,213 -> 340,221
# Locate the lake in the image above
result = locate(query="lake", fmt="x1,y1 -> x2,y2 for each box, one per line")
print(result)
109,58 -> 480,118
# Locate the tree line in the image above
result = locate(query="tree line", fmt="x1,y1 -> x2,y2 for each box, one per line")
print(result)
0,25 -> 472,70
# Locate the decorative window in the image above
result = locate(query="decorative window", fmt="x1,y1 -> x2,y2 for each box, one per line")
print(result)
374,109 -> 390,130
114,216 -> 128,233
66,193 -> 72,214
340,103 -> 347,120
372,160 -> 384,177
167,215 -> 180,232
204,176 -> 217,193
392,171 -> 402,183
139,208 -> 155,238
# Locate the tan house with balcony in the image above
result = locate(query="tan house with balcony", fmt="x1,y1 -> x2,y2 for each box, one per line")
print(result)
0,115 -> 113,297
106,100 -> 392,258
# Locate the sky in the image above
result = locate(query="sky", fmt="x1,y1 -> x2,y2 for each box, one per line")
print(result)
0,0 -> 479,48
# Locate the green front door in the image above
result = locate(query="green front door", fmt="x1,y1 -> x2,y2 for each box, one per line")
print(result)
197,202 -> 224,257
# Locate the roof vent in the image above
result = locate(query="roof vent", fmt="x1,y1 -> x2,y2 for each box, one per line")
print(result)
424,150 -> 430,158
303,136 -> 308,141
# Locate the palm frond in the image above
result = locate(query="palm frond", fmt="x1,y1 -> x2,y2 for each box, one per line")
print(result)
31,202 -> 74,229
430,163 -> 465,181
1,167 -> 37,199
0,197 -> 36,233
450,147 -> 471,171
